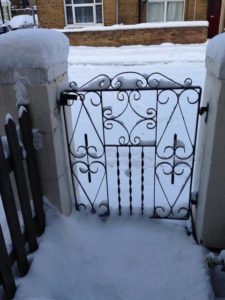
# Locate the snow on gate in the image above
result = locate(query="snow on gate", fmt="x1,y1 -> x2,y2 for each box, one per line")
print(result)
60,72 -> 202,219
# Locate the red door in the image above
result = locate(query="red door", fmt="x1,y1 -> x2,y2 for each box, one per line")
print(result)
208,0 -> 222,38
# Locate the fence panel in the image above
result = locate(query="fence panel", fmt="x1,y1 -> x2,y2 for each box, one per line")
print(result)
0,225 -> 16,299
5,116 -> 38,252
19,107 -> 45,236
0,106 -> 45,299
0,137 -> 29,277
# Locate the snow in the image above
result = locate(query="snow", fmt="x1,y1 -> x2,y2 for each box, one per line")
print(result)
0,29 -> 69,71
9,15 -> 35,30
12,41 -> 213,299
18,105 -> 27,119
68,43 -> 206,65
0,40 -> 212,298
13,72 -> 30,106
32,128 -> 43,151
1,0 -> 10,5
1,136 -> 9,159
59,21 -> 208,33
14,203 -> 213,300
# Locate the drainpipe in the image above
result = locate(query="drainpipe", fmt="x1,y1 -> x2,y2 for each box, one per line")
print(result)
0,0 -> 4,24
28,0 -> 36,26
138,0 -> 141,23
116,0 -> 119,24
194,0 -> 197,20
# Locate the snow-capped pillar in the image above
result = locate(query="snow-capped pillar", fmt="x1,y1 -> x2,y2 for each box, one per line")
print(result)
194,33 -> 225,249
0,29 -> 73,215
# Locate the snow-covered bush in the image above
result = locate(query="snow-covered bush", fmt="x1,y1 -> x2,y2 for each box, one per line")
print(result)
206,251 -> 225,271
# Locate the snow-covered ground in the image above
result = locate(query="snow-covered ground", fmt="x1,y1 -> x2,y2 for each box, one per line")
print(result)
68,43 -> 207,87
10,42 -> 218,300
14,202 -> 213,300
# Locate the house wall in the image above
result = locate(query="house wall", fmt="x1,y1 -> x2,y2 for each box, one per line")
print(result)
35,0 -> 65,28
36,0 -> 208,29
64,25 -> 208,46
103,0 -> 117,25
119,0 -> 139,24
184,0 -> 208,20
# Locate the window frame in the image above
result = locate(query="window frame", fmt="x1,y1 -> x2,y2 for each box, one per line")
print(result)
64,0 -> 104,27
147,0 -> 185,22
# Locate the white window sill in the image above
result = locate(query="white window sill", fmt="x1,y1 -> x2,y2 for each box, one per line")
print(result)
65,23 -> 104,29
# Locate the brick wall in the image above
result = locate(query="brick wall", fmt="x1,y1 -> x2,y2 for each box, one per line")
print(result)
185,0 -> 207,20
36,0 -> 208,29
119,0 -> 139,24
64,26 -> 208,47
103,0 -> 117,25
35,0 -> 65,28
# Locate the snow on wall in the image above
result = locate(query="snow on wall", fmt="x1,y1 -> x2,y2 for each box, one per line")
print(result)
0,29 -> 69,71
206,32 -> 225,79
13,71 -> 30,106
59,21 -> 209,33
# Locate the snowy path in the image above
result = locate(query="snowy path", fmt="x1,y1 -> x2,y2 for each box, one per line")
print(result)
10,43 -> 214,299
68,43 -> 207,66
14,204 -> 213,300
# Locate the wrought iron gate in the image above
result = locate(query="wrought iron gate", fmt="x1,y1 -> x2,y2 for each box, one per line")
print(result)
60,72 -> 203,219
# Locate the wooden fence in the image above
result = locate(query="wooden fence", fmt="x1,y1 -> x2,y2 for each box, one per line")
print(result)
0,105 -> 45,299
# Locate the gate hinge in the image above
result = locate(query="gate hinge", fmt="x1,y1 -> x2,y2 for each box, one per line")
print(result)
59,91 -> 78,106
190,192 -> 198,206
199,103 -> 209,123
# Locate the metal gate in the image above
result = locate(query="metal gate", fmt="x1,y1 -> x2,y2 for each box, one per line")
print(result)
60,72 -> 204,219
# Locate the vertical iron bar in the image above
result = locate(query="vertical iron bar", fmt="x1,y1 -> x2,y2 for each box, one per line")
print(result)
128,147 -> 133,215
154,91 -> 159,217
84,133 -> 91,183
171,133 -> 177,185
100,92 -> 110,214
141,147 -> 144,215
116,147 -> 121,215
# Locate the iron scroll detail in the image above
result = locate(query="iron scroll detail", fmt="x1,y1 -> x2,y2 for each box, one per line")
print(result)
60,72 -> 202,219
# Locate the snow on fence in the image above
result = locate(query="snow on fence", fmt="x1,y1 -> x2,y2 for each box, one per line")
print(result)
0,106 -> 45,299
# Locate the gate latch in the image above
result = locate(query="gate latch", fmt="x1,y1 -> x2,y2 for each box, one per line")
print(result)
59,91 -> 78,106
199,103 -> 209,123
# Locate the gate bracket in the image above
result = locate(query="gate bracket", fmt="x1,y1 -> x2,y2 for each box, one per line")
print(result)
190,192 -> 198,207
199,103 -> 209,123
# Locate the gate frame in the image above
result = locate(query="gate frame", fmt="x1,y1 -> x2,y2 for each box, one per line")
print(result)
60,72 -> 206,220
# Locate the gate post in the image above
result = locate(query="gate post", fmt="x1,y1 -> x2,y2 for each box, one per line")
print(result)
194,33 -> 225,249
0,29 -> 73,215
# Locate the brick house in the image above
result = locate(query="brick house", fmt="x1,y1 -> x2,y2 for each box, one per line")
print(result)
36,0 -> 209,28
35,0 -> 224,46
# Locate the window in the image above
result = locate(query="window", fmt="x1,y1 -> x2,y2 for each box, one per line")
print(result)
147,0 -> 184,22
65,0 -> 103,26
